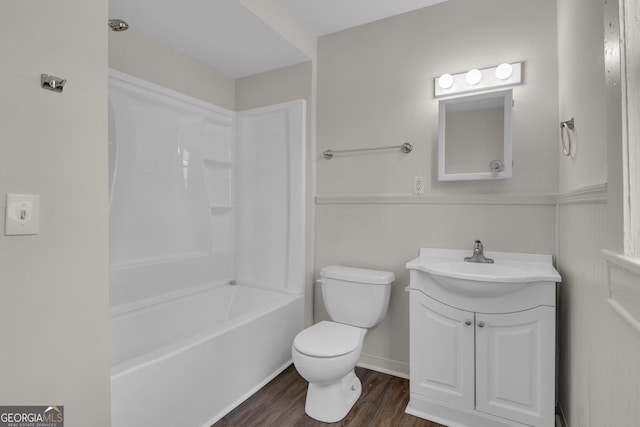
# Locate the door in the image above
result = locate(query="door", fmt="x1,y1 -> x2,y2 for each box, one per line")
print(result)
475,306 -> 555,426
410,290 -> 475,408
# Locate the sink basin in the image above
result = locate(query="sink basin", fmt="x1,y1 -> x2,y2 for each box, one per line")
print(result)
428,262 -> 530,296
407,248 -> 561,297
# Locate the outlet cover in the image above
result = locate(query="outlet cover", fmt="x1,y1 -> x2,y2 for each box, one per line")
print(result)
5,194 -> 40,236
413,176 -> 425,195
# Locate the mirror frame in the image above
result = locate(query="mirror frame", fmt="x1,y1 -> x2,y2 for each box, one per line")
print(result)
438,89 -> 513,181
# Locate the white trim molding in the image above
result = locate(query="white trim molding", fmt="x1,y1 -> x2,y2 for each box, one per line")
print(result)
556,183 -> 608,205
619,0 -> 640,256
317,184 -> 608,207
316,193 -> 557,206
601,249 -> 640,333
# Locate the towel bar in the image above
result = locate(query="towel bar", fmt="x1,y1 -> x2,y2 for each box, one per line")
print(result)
323,142 -> 413,159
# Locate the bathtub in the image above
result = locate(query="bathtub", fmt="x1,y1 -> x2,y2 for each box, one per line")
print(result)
110,284 -> 304,427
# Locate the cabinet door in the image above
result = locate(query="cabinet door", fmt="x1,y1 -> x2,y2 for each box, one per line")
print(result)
410,290 -> 475,408
475,306 -> 555,426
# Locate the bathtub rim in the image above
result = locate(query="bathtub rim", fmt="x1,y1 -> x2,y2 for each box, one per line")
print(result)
110,279 -> 302,317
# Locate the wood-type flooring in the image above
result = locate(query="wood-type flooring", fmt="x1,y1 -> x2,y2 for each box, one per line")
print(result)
213,364 -> 444,427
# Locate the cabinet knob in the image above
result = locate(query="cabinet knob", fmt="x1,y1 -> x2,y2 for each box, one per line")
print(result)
465,319 -> 472,326
478,321 -> 485,328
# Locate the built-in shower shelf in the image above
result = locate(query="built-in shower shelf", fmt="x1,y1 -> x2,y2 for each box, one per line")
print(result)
203,158 -> 234,207
210,204 -> 234,211
203,158 -> 233,167
211,248 -> 234,255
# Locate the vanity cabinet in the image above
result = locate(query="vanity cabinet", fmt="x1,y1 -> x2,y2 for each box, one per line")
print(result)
406,248 -> 560,427
475,306 -> 555,425
410,290 -> 475,409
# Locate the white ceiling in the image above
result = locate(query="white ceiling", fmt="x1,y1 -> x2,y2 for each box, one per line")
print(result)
109,0 -> 446,78
279,0 -> 446,36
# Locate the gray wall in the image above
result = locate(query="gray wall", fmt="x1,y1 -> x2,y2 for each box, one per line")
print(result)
235,62 -> 312,111
5,2 -> 637,425
315,0 -> 559,375
317,0 -> 559,197
109,30 -> 236,110
0,0 -> 111,425
557,0 -> 640,425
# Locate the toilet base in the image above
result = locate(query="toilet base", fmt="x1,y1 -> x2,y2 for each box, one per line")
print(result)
304,370 -> 362,423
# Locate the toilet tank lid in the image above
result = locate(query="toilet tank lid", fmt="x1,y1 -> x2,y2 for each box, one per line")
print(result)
320,265 -> 395,285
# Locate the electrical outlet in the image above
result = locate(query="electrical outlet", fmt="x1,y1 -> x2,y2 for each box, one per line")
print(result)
413,176 -> 425,195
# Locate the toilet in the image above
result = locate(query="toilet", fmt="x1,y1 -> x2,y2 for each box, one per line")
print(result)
292,265 -> 395,422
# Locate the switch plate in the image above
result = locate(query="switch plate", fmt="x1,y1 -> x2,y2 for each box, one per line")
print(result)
5,194 -> 40,235
413,176 -> 425,195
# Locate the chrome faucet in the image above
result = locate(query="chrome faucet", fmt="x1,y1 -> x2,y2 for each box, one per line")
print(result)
464,240 -> 494,263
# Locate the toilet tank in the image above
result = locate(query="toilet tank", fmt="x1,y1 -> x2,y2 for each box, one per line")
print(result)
320,265 -> 395,328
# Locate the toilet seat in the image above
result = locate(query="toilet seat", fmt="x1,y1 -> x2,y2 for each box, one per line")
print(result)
293,321 -> 362,358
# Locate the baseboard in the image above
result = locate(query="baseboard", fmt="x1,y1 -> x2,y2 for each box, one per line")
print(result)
357,352 -> 409,379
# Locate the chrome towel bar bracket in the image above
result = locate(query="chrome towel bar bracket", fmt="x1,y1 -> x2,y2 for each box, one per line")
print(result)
41,73 -> 66,93
560,117 -> 575,156
323,142 -> 413,159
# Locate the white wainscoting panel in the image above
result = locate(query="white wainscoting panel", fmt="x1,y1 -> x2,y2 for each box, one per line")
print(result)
557,193 -> 640,427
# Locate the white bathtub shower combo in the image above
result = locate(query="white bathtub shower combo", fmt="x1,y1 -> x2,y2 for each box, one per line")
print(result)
108,70 -> 306,427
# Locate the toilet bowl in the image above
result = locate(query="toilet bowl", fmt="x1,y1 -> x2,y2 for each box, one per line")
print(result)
292,265 -> 395,422
292,321 -> 366,422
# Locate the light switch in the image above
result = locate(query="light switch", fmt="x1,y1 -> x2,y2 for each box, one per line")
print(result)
5,194 -> 40,235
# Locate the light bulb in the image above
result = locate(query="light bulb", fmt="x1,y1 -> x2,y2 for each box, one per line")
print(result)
495,63 -> 513,80
438,73 -> 454,89
465,68 -> 482,85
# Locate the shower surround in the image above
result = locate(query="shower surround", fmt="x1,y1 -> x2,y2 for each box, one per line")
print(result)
108,70 -> 306,427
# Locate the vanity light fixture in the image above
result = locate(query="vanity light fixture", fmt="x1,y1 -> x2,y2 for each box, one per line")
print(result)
465,69 -> 482,85
438,73 -> 454,89
495,63 -> 513,80
435,62 -> 522,97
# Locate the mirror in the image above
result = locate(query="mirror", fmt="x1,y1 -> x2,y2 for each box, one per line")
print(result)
438,89 -> 512,181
